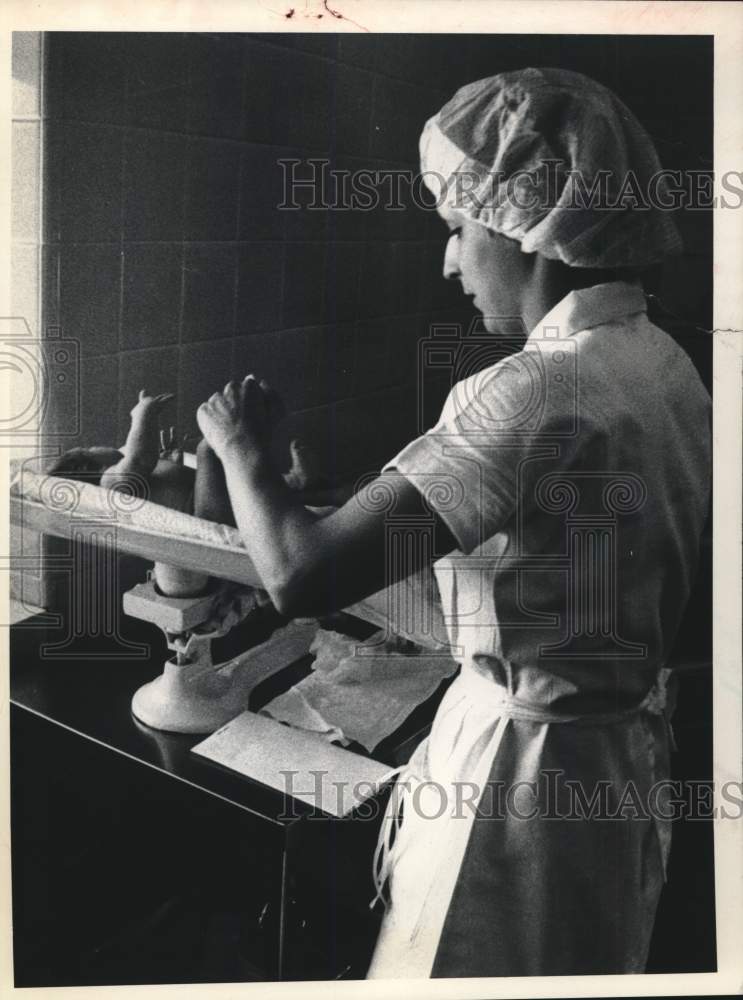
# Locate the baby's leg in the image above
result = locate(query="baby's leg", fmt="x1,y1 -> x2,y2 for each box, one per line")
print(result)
193,439 -> 236,526
153,561 -> 210,598
153,443 -> 234,597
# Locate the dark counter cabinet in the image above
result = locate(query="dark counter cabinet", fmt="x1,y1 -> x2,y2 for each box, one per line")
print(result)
10,613 -> 387,986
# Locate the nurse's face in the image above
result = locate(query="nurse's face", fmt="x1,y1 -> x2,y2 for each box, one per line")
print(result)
440,206 -> 531,333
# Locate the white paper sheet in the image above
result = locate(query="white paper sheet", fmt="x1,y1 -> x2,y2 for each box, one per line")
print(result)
261,629 -> 459,752
191,709 -> 390,817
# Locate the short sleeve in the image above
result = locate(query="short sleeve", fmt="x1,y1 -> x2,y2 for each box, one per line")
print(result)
383,345 -> 578,554
383,429 -> 504,554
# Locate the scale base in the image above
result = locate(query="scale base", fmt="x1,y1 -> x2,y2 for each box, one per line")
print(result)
131,657 -> 254,735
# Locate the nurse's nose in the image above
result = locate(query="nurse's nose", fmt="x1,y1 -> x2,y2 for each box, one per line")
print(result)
443,233 -> 460,280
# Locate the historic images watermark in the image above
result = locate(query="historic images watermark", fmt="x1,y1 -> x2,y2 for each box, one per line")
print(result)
279,158 -> 743,213
277,769 -> 743,824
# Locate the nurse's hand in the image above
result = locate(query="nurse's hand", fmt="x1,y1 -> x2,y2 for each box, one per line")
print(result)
197,375 -> 283,462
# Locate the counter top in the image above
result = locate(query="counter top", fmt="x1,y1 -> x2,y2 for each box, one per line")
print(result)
10,611 -> 322,827
10,607 -> 446,828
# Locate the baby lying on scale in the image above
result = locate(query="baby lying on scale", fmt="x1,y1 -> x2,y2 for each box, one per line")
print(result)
47,388 -> 331,597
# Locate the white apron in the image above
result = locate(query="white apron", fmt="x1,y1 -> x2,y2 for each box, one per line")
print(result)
367,665 -> 673,979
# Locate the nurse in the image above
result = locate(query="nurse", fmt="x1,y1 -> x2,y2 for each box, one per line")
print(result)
196,68 -> 711,978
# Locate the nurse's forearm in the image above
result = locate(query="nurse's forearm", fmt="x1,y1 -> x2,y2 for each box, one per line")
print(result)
219,442 -> 326,615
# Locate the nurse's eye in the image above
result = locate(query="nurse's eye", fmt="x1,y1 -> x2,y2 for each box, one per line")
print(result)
448,227 -> 461,241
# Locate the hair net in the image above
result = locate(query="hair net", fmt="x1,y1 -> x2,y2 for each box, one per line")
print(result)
420,67 -> 682,269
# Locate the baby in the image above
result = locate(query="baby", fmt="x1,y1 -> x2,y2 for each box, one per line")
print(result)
47,389 -> 327,597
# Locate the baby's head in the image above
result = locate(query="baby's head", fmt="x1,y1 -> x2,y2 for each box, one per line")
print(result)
47,447 -> 124,486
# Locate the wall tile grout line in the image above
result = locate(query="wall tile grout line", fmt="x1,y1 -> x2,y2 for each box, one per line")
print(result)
34,238 -> 452,248
231,146 -> 247,346
36,31 -> 47,345
117,56 -> 129,374
238,33 -> 457,97
43,113 -> 434,166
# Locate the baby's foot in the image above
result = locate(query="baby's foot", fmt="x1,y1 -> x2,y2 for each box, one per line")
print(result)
283,438 -> 321,491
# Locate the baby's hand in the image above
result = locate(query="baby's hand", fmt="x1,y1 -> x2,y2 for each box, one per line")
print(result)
159,426 -> 183,464
130,389 -> 174,423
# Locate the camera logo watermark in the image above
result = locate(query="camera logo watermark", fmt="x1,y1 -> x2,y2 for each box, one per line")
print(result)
354,311 -> 648,658
5,316 -> 152,655
1,318 -> 79,438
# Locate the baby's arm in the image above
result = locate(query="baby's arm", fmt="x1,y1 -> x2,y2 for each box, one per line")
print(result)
101,390 -> 174,490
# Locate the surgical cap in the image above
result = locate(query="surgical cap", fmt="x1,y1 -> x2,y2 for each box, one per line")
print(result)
420,67 -> 682,269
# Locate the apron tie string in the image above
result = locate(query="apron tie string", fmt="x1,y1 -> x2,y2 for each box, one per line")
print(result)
370,764 -> 408,912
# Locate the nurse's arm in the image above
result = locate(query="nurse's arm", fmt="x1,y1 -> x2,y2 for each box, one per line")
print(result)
219,443 -> 456,619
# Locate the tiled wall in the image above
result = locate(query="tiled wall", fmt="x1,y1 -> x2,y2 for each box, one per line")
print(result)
40,32 -> 712,486
40,32 -> 463,482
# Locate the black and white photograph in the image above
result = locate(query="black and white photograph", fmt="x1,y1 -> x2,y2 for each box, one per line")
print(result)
3,2 -> 741,996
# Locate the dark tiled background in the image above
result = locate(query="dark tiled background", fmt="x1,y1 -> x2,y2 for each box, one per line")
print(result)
42,31 -> 712,480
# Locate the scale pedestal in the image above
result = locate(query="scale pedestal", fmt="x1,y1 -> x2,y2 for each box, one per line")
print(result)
123,577 -> 266,735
